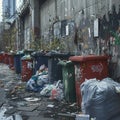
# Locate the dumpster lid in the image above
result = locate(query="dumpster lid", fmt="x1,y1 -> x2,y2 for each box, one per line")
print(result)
21,54 -> 32,60
24,49 -> 34,55
46,51 -> 73,58
14,51 -> 24,56
31,51 -> 46,57
69,55 -> 108,62
58,60 -> 73,66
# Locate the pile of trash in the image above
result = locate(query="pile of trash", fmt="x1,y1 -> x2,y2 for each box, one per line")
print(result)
26,64 -> 64,101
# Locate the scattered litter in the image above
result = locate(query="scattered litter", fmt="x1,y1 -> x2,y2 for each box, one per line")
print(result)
50,80 -> 64,101
4,89 -> 9,91
69,103 -> 76,107
24,97 -> 41,102
47,104 -> 54,108
76,114 -> 90,120
11,97 -> 19,100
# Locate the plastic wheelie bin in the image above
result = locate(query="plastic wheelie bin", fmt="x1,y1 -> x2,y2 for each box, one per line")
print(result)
32,51 -> 48,74
0,52 -> 4,63
8,53 -> 15,70
14,53 -> 24,74
69,55 -> 108,106
3,53 -> 9,64
24,49 -> 34,55
46,52 -> 73,83
21,55 -> 33,82
59,60 -> 76,103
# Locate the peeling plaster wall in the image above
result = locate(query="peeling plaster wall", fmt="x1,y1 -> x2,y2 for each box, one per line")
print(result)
40,0 -> 55,40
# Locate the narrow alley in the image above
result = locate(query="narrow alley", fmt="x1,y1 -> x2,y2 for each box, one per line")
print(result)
0,63 -> 80,120
0,0 -> 120,120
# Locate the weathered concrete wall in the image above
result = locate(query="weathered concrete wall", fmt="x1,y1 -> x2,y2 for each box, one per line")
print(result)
30,0 -> 40,37
24,13 -> 31,49
39,0 -> 120,81
40,0 -> 115,36
40,0 -> 117,52
40,0 -> 55,39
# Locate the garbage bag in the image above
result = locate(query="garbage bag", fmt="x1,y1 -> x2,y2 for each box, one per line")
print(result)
26,74 -> 48,92
81,77 -> 120,120
26,76 -> 43,92
50,80 -> 64,101
37,75 -> 48,86
40,84 -> 55,96
50,87 -> 64,101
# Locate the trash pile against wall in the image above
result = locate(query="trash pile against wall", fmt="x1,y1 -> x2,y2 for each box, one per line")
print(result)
40,80 -> 64,101
26,64 -> 64,101
81,77 -> 120,120
26,64 -> 48,92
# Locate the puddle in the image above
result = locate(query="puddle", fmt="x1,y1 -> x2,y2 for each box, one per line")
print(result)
0,107 -> 23,120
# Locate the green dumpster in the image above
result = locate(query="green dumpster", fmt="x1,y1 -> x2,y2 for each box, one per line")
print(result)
59,60 -> 76,103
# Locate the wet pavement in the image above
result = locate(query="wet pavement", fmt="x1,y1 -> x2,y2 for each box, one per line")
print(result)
0,63 -> 80,120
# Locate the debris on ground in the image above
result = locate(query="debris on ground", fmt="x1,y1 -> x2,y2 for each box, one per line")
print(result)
0,63 -> 81,120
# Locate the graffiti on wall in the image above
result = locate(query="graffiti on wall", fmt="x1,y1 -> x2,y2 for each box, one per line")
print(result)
91,63 -> 103,74
77,17 -> 94,55
75,64 -> 83,81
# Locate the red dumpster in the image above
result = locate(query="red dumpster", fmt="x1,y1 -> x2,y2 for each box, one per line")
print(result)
21,58 -> 33,82
3,53 -> 9,64
8,53 -> 15,70
0,53 -> 4,63
69,55 -> 108,106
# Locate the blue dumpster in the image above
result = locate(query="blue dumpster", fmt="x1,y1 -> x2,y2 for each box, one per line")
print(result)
32,51 -> 48,74
14,53 -> 24,74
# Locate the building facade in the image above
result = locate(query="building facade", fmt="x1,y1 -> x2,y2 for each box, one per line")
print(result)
1,0 -> 120,80
16,0 -> 40,50
40,0 -> 120,80
1,0 -> 16,51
